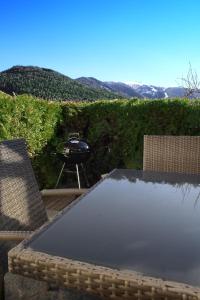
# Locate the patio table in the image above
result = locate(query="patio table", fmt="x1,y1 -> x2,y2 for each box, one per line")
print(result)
8,169 -> 200,299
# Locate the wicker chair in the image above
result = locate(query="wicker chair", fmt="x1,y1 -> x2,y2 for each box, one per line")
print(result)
143,135 -> 200,174
0,139 -> 87,242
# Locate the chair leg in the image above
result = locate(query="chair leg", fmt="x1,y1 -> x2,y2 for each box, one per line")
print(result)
55,162 -> 65,188
76,164 -> 81,189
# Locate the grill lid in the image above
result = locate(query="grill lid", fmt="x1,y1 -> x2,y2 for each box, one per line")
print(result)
65,137 -> 90,153
59,137 -> 91,164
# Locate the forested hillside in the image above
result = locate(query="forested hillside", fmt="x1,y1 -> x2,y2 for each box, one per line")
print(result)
0,66 -> 121,101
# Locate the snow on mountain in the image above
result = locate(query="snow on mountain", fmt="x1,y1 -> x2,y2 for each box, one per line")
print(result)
126,83 -> 185,99
164,92 -> 168,98
125,81 -> 143,89
128,84 -> 166,99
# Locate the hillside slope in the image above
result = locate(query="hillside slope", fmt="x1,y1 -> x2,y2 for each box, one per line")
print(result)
0,66 -> 121,101
76,77 -> 142,98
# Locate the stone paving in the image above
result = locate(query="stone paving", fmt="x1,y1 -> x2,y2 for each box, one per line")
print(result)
4,273 -> 101,300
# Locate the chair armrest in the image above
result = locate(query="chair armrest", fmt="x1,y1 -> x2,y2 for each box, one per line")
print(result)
40,188 -> 88,198
0,231 -> 33,241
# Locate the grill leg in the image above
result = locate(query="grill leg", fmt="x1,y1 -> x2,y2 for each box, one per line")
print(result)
55,162 -> 65,188
81,163 -> 90,187
76,164 -> 81,189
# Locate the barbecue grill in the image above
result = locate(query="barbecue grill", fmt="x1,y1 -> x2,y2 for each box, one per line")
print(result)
55,136 -> 91,189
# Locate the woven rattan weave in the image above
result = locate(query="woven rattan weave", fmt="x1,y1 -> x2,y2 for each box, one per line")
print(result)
143,135 -> 200,174
0,139 -> 48,232
0,139 -> 48,269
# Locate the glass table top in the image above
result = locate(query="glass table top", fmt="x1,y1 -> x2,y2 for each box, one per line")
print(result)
27,169 -> 200,286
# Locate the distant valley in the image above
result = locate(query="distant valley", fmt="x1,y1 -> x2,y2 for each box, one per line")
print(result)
0,65 -> 186,101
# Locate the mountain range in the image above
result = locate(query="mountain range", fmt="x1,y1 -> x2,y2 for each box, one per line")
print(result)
0,65 -> 186,100
76,77 -> 186,99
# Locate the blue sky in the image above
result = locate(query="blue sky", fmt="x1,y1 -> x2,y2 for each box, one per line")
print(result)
1,0 -> 200,86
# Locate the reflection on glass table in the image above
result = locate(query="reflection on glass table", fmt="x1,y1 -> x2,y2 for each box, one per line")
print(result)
26,169 -> 200,287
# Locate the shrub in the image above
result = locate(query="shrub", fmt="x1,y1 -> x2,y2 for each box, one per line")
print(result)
1,94 -> 200,188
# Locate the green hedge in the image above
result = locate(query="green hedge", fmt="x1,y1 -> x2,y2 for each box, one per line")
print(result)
0,93 -> 200,188
0,93 -> 61,154
66,99 -> 200,179
0,94 -> 62,187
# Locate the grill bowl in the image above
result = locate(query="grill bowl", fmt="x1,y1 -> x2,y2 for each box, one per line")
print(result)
58,137 -> 91,164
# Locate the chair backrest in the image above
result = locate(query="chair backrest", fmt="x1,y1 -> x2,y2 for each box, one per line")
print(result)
143,135 -> 200,174
0,139 -> 48,232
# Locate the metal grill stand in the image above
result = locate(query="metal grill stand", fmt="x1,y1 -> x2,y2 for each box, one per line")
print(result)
55,162 -> 89,189
55,136 -> 91,189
